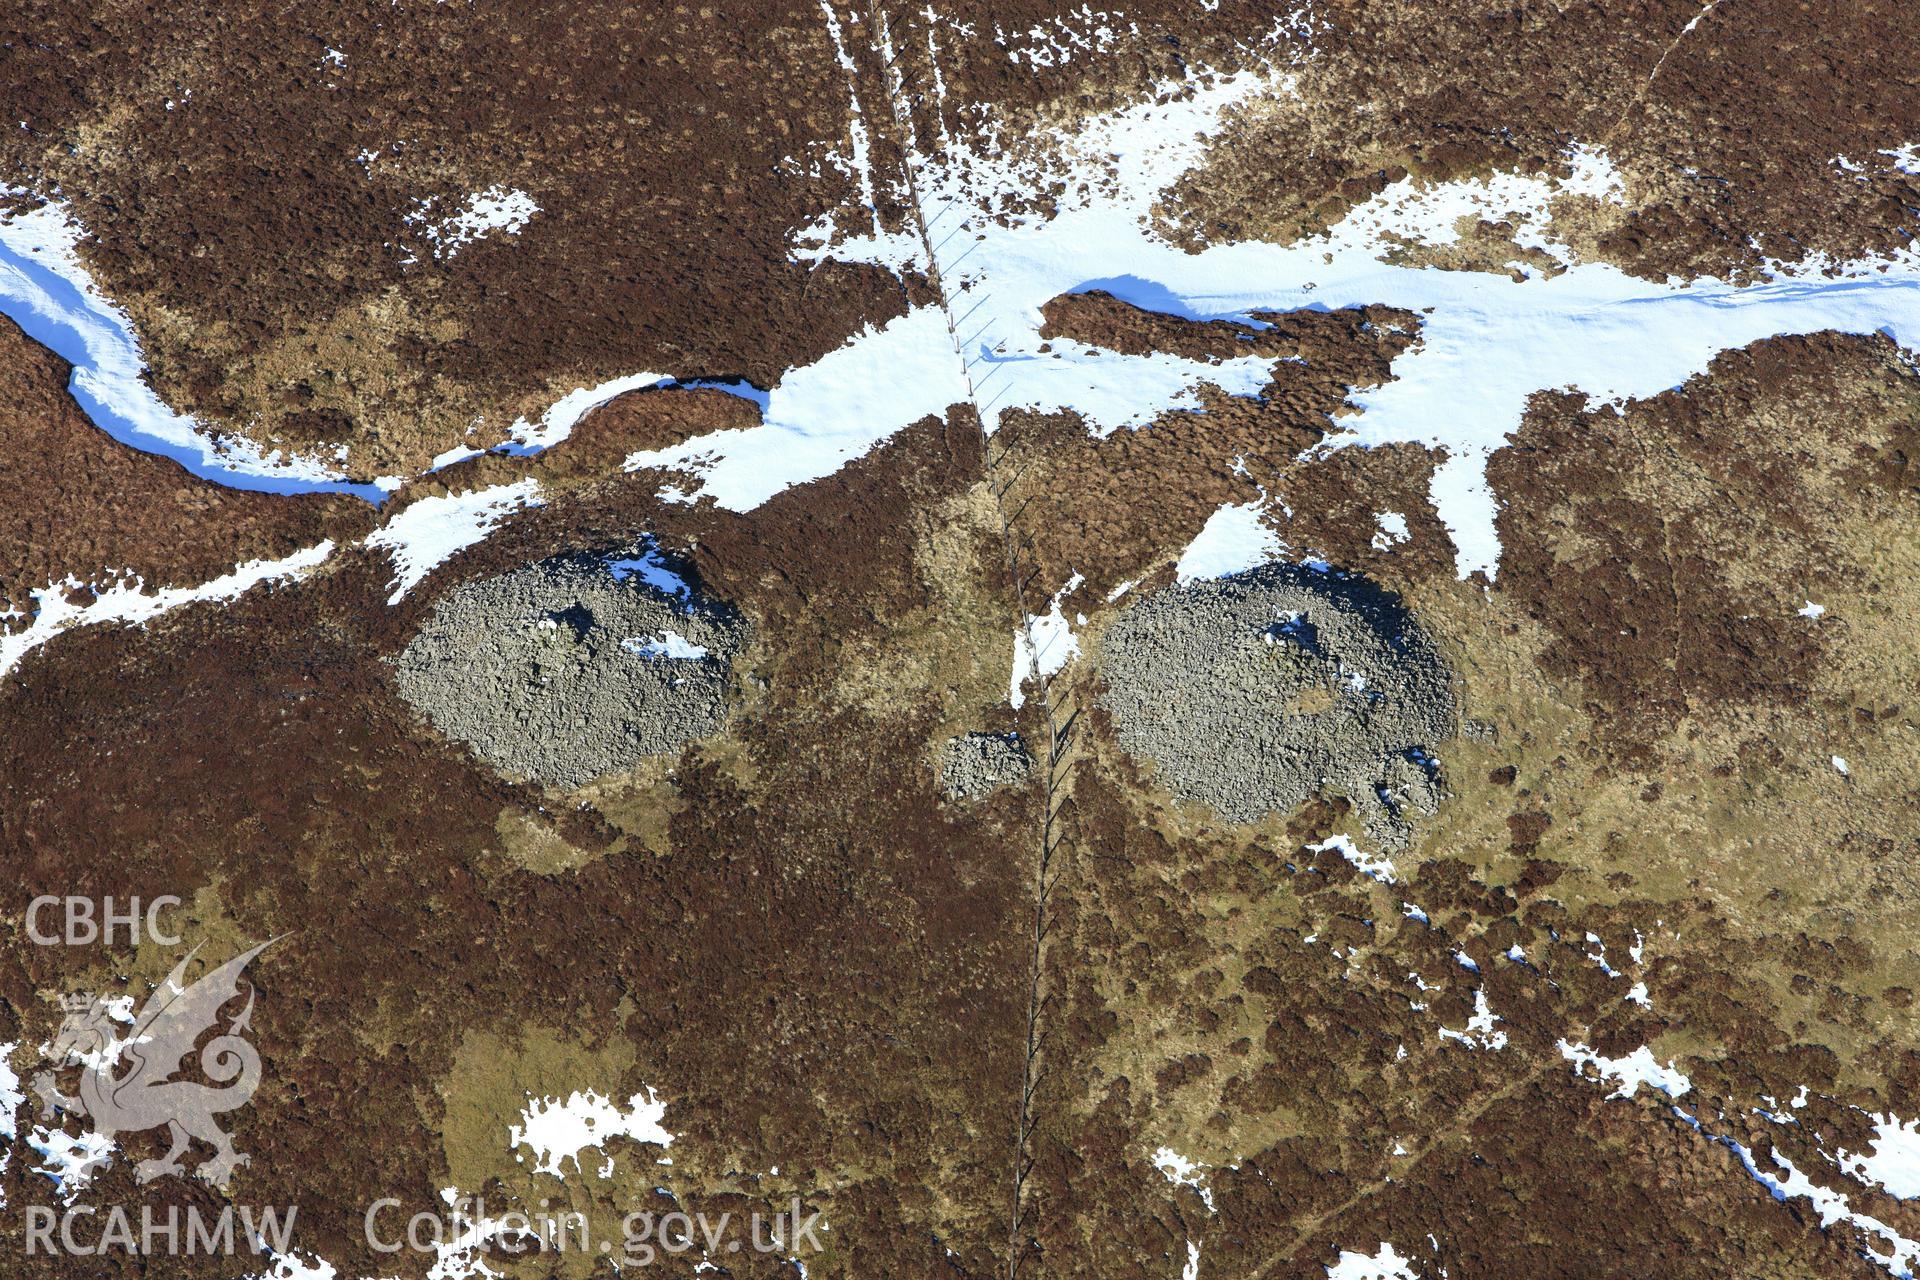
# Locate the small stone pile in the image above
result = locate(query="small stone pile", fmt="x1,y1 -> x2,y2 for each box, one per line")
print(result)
940,731 -> 1035,800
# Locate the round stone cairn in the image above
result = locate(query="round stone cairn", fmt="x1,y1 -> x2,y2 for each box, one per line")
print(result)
940,731 -> 1036,800
393,550 -> 749,790
1099,563 -> 1456,847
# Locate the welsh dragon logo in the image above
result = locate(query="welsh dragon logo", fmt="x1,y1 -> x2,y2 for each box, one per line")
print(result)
31,939 -> 277,1190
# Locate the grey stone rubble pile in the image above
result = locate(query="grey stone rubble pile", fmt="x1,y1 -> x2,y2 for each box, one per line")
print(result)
1099,563 -> 1455,848
393,551 -> 749,790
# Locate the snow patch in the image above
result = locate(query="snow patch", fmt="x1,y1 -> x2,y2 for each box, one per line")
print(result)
249,1252 -> 339,1280
1558,1040 -> 1691,1100
405,186 -> 539,261
1325,1242 -> 1420,1279
1307,833 -> 1397,884
1371,511 -> 1410,550
367,480 -> 542,604
0,541 -> 336,678
625,308 -> 967,510
511,1088 -> 674,1178
415,1187 -> 553,1280
790,64 -> 1920,581
430,443 -> 484,471
1153,1146 -> 1215,1211
1716,1137 -> 1920,1278
1438,987 -> 1508,1050
1585,932 -> 1622,978
28,1124 -> 116,1200
1327,142 -> 1622,265
622,632 -> 709,660
0,194 -> 384,498
604,539 -> 695,606
0,1043 -> 19,1204
501,370 -> 674,454
1177,498 -> 1284,582
808,0 -> 891,247
1840,1115 -> 1920,1200
998,7 -> 1140,69
1010,573 -> 1084,709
